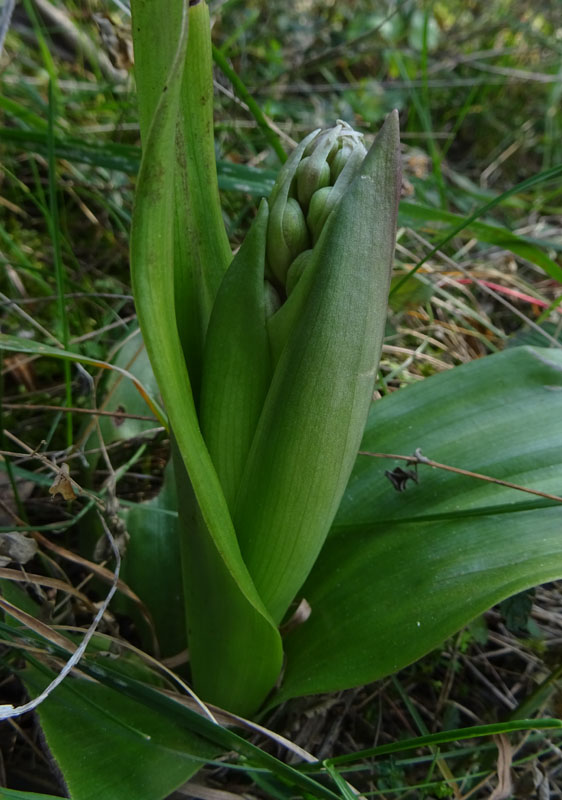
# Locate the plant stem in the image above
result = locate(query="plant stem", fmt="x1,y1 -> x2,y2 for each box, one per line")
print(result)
359,449 -> 562,503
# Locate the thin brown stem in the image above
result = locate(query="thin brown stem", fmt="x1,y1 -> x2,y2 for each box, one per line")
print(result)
2,402 -> 157,422
358,449 -> 562,504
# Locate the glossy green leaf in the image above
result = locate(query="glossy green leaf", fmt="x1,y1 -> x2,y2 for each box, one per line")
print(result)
0,622 -> 336,800
21,665 -> 214,800
79,656 -> 340,800
129,0 -> 282,714
200,201 -> 272,509
175,1 -> 232,343
171,446 -> 282,715
277,346 -> 562,702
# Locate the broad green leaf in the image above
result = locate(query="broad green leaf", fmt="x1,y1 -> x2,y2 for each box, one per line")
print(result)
129,1 -> 282,714
81,329 -> 159,467
173,1 -> 232,384
234,112 -> 401,623
7,626 -> 338,800
1,620 -> 337,800
171,446 -> 282,715
21,665 -> 214,800
277,346 -> 562,702
118,460 -> 185,657
76,655 -> 341,800
131,0 -> 231,394
200,201 -> 272,509
399,200 -> 562,284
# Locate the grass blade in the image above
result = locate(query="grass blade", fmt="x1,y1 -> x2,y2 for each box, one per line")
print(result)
391,163 -> 562,297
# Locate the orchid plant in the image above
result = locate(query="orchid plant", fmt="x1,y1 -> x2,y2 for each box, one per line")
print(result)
131,0 -> 400,715
1,1 -> 562,796
126,0 -> 562,720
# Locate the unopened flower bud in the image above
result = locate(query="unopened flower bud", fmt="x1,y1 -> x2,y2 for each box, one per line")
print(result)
306,186 -> 334,244
267,195 -> 310,285
264,280 -> 282,317
330,135 -> 366,180
286,249 -> 313,296
266,120 -> 369,287
296,157 -> 331,210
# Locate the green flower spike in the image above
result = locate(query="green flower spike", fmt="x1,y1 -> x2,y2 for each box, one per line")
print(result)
201,111 -> 401,626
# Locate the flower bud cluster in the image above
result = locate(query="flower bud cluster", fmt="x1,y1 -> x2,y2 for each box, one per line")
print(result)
266,121 -> 367,293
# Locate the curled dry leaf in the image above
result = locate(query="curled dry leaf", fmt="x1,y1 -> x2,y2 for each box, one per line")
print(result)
488,733 -> 513,800
280,598 -> 312,637
48,463 -> 77,502
0,532 -> 38,567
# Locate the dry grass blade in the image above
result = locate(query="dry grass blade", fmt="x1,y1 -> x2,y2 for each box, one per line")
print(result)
2,402 -> 157,421
0,595 -> 77,653
0,512 -> 121,720
0,430 -> 158,644
0,566 -> 99,614
31,530 -> 157,644
176,782 -> 255,800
